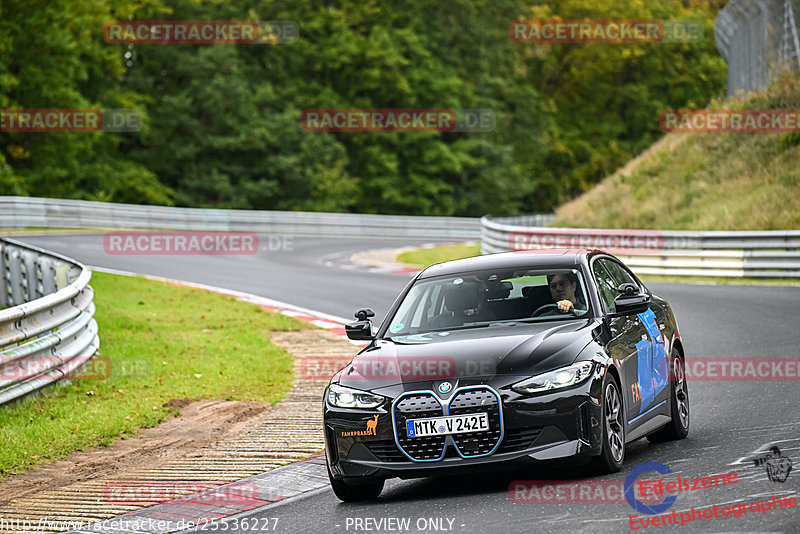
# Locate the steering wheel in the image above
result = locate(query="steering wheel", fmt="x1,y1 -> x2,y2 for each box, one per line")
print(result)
531,303 -> 559,317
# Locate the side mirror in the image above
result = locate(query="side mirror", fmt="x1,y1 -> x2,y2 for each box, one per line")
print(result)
613,283 -> 650,316
346,308 -> 375,340
354,308 -> 375,321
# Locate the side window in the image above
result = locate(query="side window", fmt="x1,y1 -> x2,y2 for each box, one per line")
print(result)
425,285 -> 443,322
592,260 -> 618,314
602,259 -> 639,290
409,285 -> 441,328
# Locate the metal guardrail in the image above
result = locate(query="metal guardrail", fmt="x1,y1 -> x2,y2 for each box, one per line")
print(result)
0,238 -> 99,405
715,0 -> 800,96
481,216 -> 800,278
0,197 -> 481,240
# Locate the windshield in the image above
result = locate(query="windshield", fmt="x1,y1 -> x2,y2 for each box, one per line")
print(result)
385,267 -> 591,337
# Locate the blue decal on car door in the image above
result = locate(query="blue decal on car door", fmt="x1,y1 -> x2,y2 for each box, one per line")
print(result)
636,308 -> 669,414
636,339 -> 654,410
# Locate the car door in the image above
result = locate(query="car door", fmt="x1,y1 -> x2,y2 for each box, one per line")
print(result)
596,258 -> 670,426
591,258 -> 645,427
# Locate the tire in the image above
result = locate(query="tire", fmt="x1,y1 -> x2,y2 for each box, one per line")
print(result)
591,372 -> 625,474
647,349 -> 690,443
328,469 -> 384,502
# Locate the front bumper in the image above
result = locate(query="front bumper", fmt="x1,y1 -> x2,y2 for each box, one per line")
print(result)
324,373 -> 605,480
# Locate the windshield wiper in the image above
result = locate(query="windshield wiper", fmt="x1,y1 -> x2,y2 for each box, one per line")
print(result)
424,323 -> 492,333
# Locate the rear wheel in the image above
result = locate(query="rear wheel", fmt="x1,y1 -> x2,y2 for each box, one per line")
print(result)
647,349 -> 690,442
328,469 -> 384,502
591,372 -> 625,474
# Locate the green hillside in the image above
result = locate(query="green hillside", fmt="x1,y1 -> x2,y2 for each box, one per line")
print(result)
552,74 -> 800,230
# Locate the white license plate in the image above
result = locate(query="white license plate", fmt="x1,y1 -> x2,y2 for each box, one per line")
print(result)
406,413 -> 489,438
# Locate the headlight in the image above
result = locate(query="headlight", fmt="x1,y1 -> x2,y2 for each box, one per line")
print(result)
512,361 -> 594,394
327,384 -> 385,409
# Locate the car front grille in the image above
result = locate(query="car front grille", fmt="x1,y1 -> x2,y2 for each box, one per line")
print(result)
393,387 -> 504,462
448,389 -> 503,457
394,393 -> 446,461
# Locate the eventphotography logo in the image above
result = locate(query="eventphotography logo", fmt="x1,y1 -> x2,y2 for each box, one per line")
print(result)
625,462 -> 678,516
620,461 -> 796,530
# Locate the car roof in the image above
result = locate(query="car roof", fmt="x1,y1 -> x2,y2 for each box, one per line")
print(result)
417,249 -> 604,279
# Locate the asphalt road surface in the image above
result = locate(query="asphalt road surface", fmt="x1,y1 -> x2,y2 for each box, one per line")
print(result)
10,233 -> 800,534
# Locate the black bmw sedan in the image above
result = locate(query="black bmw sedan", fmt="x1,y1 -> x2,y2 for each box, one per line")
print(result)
323,250 -> 689,501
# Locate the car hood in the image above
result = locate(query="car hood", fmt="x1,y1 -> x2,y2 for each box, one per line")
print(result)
335,319 -> 599,390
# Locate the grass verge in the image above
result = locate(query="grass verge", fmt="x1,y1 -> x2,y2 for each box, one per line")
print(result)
0,272 -> 312,478
397,243 -> 481,268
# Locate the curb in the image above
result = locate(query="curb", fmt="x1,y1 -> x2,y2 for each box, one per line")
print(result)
321,249 -> 420,275
67,456 -> 329,534
321,242 -> 476,275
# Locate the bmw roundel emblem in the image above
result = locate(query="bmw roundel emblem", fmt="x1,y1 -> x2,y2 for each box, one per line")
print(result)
438,382 -> 452,394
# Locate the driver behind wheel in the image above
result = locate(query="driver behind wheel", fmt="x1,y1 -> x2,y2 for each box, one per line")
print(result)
538,273 -> 588,316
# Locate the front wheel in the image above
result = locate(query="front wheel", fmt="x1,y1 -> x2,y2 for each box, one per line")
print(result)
647,349 -> 690,442
328,469 -> 384,502
591,372 -> 625,474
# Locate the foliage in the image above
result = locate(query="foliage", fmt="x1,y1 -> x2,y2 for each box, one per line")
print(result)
1,0 -> 726,214
0,0 -> 172,203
